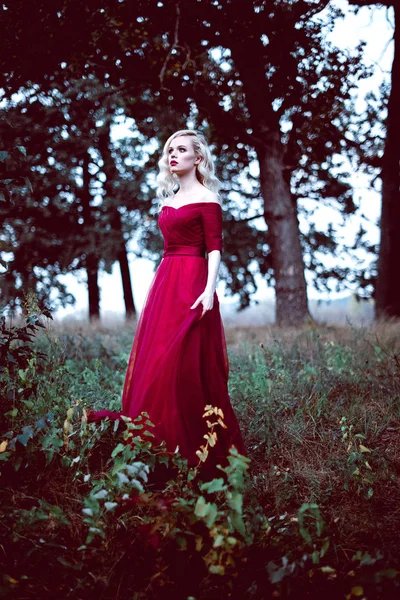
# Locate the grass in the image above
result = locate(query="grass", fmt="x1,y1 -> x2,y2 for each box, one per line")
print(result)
1,314 -> 400,599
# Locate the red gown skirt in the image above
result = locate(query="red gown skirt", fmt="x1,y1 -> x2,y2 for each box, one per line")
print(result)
87,202 -> 245,471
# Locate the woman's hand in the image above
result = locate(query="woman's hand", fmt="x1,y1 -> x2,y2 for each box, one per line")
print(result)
190,289 -> 214,319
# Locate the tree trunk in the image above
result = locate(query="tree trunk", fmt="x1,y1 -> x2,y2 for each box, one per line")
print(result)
257,138 -> 309,325
86,254 -> 100,320
230,39 -> 309,326
97,122 -> 136,319
81,154 -> 101,320
375,3 -> 400,318
118,245 -> 136,319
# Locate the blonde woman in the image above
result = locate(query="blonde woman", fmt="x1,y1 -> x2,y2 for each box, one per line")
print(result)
88,130 -> 245,473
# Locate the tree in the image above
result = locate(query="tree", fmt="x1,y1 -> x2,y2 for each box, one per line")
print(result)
349,0 -> 399,318
97,121 -> 136,318
153,0 -> 370,322
0,0 -> 376,323
0,102 -> 77,311
0,80 -> 145,319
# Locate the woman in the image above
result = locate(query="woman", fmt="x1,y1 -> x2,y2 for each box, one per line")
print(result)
87,129 -> 245,470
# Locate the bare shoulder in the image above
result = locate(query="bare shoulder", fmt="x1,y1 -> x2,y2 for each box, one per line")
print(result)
201,189 -> 221,206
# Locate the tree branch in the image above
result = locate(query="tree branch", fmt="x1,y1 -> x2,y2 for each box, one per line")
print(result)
348,0 -> 393,7
159,2 -> 181,90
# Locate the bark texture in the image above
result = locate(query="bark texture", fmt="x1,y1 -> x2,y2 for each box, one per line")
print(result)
81,153 -> 100,320
98,123 -> 136,320
230,37 -> 309,326
375,3 -> 400,318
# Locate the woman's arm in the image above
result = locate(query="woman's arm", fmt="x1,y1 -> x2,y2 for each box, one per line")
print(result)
190,249 -> 221,318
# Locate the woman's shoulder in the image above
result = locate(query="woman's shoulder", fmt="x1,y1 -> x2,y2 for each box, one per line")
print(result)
200,189 -> 221,207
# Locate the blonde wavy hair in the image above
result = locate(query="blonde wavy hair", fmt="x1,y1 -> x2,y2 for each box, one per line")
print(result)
156,130 -> 221,206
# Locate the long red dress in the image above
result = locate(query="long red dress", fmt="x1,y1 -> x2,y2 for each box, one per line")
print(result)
87,201 -> 245,468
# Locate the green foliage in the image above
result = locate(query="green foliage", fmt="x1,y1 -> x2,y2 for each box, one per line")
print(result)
339,416 -> 375,499
0,142 -> 29,204
0,306 -> 53,430
1,318 -> 400,598
0,0 -> 382,315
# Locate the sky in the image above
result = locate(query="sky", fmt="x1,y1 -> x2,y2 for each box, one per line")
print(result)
55,0 -> 394,320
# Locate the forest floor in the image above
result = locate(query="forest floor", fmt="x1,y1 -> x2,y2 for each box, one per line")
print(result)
1,316 -> 400,599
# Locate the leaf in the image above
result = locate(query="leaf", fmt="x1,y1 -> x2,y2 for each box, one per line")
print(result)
351,586 -> 364,597
116,472 -> 129,484
0,151 -> 8,161
22,400 -> 34,409
14,455 -> 23,471
202,408 -> 215,418
204,503 -> 218,528
212,534 -> 225,548
320,566 -> 336,574
16,145 -> 27,157
200,478 -> 226,493
203,432 -> 218,447
209,564 -> 225,576
21,425 -> 34,438
45,450 -> 54,466
359,444 -> 371,453
57,556 -> 82,570
111,443 -> 124,457
230,511 -> 246,537
4,408 -> 18,418
35,416 -> 47,430
312,550 -> 320,564
228,491 -> 243,514
374,569 -> 398,582
267,560 -> 287,584
24,177 -> 33,192
196,448 -> 209,462
158,454 -> 169,467
299,527 -> 312,546
194,496 -> 208,518
320,537 -> 330,558
16,433 -> 31,447
93,489 -> 108,500
0,440 -> 8,453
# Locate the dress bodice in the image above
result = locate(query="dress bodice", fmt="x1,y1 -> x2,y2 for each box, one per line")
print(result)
158,202 -> 223,254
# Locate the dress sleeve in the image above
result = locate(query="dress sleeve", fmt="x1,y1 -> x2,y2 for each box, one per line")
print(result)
201,203 -> 223,253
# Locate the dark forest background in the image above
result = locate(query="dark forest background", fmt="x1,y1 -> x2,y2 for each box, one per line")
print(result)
0,0 -> 398,326
2,4 -> 400,598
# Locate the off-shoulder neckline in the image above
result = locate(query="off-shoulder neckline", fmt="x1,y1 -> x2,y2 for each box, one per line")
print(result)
162,201 -> 222,211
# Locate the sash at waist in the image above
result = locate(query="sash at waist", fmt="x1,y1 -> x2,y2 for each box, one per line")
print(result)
163,245 -> 206,258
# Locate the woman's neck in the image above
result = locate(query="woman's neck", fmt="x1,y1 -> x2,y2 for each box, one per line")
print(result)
175,171 -> 203,195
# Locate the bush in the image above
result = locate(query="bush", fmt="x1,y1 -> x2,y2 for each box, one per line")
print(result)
1,314 -> 399,598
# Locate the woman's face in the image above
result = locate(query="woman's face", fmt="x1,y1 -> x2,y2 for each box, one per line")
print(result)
168,135 -> 200,175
